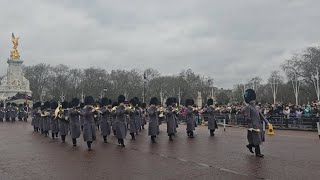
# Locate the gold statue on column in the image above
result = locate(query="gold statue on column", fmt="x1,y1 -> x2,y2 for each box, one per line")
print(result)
10,33 -> 20,59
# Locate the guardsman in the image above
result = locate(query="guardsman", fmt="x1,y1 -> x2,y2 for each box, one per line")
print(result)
83,96 -> 97,151
50,101 -> 59,139
41,101 -> 51,137
148,97 -> 160,143
185,99 -> 196,138
113,95 -> 127,147
58,101 -> 69,143
165,97 -> 178,141
202,99 -> 218,136
244,89 -> 270,158
69,98 -> 81,146
128,98 -> 138,140
0,102 -> 5,122
100,97 -> 111,143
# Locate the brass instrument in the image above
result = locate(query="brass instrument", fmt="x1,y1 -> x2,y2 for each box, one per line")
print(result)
41,111 -> 50,117
54,103 -> 63,119
158,106 -> 164,117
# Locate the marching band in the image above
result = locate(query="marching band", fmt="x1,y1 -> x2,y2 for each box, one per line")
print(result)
0,89 -> 269,157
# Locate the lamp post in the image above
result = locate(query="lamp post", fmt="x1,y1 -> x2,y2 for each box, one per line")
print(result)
291,72 -> 300,105
270,77 -> 279,104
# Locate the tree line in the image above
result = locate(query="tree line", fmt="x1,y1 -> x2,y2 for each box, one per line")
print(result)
22,46 -> 320,105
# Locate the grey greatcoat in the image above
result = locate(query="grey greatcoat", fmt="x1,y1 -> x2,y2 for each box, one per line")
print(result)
50,110 -> 59,134
165,106 -> 177,135
148,106 -> 159,136
58,109 -> 69,136
10,107 -> 17,120
100,107 -> 111,137
114,105 -> 127,139
244,103 -> 269,146
135,107 -> 142,131
128,108 -> 138,134
186,106 -> 196,132
32,108 -> 41,128
83,106 -> 96,142
69,108 -> 81,139
204,106 -> 218,130
42,110 -> 51,132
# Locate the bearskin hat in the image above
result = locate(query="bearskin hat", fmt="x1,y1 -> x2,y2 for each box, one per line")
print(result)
150,97 -> 158,105
108,99 -> 112,106
207,98 -> 214,106
133,97 -> 140,104
166,97 -> 174,106
0,102 -> 4,107
130,98 -> 137,106
244,89 -> 256,103
112,102 -> 119,107
80,103 -> 85,108
44,101 -> 51,109
51,101 -> 58,109
41,105 -> 46,111
101,97 -> 109,107
118,95 -> 125,104
6,102 -> 11,107
142,102 -> 147,108
185,99 -> 194,106
61,101 -> 69,109
84,96 -> 94,106
71,98 -> 80,107
11,102 -> 17,107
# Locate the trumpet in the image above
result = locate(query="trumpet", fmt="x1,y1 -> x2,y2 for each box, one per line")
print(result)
41,111 -> 50,117
54,103 -> 63,119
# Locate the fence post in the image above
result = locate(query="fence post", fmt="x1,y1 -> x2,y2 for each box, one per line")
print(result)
223,119 -> 226,131
317,122 -> 320,139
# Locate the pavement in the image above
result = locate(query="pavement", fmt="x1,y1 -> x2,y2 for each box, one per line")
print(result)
0,120 -> 319,180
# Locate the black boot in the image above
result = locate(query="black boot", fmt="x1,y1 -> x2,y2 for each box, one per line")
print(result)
52,133 -> 55,139
246,144 -> 254,153
142,125 -> 145,129
61,135 -> 66,143
187,131 -> 190,137
120,139 -> 125,147
87,141 -> 92,151
103,136 -> 107,143
130,133 -> 136,140
118,139 -> 121,145
255,145 -> 264,158
81,126 -> 83,131
113,130 -> 116,136
151,136 -> 156,143
56,133 -> 58,138
72,138 -> 77,146
189,131 -> 194,138
210,130 -> 215,136
44,131 -> 48,137
169,134 -> 173,141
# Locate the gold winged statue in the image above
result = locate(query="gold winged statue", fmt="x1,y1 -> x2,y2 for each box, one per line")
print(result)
10,33 -> 20,59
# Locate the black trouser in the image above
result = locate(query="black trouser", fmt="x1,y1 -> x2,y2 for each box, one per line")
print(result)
6,118 -> 10,122
52,133 -> 55,139
0,118 -> 3,122
130,133 -> 135,140
61,135 -> 66,142
247,144 -> 262,155
210,129 -> 215,135
72,138 -> 77,145
103,136 -> 107,142
87,141 -> 92,149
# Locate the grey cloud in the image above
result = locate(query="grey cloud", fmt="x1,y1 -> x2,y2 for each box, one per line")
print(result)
1,0 -> 320,88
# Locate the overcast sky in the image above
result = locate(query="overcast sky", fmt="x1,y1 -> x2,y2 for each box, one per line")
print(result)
0,0 -> 319,88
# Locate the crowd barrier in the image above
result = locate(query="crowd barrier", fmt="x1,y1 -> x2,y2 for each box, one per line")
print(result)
176,113 -> 320,130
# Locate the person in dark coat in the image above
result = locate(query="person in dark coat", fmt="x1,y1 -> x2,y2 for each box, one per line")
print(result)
113,95 -> 127,147
128,98 -> 138,140
100,97 -> 111,143
165,97 -> 178,141
41,101 -> 51,137
244,89 -> 270,158
69,98 -> 81,146
203,99 -> 218,136
0,102 -> 5,122
10,103 -> 17,122
5,102 -> 11,122
58,101 -> 70,143
133,97 -> 142,132
18,104 -> 24,121
83,96 -> 97,151
23,102 -> 29,122
148,97 -> 160,143
185,99 -> 196,138
50,101 -> 59,139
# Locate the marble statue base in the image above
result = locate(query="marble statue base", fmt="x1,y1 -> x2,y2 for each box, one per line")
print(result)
0,58 -> 32,101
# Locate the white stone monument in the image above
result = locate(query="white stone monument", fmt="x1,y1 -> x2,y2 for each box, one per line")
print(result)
0,33 -> 32,100
197,91 -> 202,108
